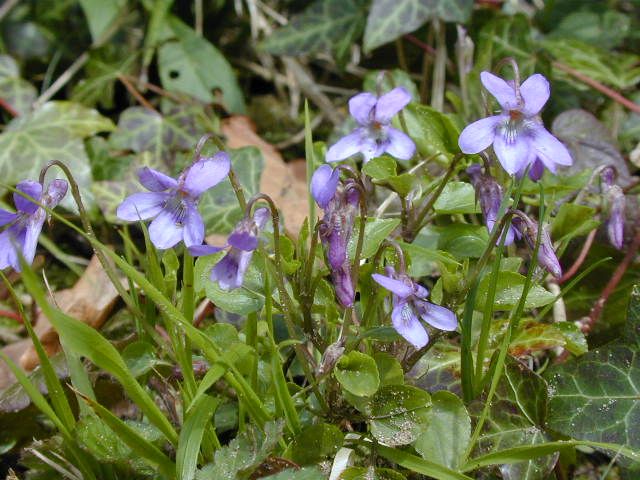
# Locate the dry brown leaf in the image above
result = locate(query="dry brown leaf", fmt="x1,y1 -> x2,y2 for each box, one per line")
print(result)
19,255 -> 123,371
221,116 -> 310,236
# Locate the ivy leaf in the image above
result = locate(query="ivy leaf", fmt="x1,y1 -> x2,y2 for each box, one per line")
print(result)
363,0 -> 473,52
261,0 -> 365,60
625,285 -> 640,347
470,358 -> 558,480
199,147 -> 264,234
410,341 -> 461,396
0,55 -> 37,116
109,106 -> 208,166
196,421 -> 283,479
0,101 -> 114,208
157,16 -> 245,113
551,109 -> 631,183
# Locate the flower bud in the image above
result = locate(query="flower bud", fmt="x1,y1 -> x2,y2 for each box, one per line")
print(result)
513,212 -> 562,278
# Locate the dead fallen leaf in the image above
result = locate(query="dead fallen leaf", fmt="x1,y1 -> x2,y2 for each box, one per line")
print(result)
20,255 -> 122,371
221,116 -> 310,236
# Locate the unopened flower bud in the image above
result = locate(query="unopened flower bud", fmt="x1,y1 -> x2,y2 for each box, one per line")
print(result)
513,212 -> 562,278
606,185 -> 625,250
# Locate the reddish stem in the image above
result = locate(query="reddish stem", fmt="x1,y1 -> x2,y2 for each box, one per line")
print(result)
553,61 -> 640,114
558,229 -> 597,284
0,97 -> 18,117
118,75 -> 159,113
403,34 -> 436,56
0,309 -> 23,323
585,227 -> 640,332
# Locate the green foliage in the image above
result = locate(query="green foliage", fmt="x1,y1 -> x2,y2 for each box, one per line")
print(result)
157,16 -> 245,113
0,55 -> 37,116
476,271 -> 556,311
261,0 -> 365,62
545,290 -> 640,459
403,103 -> 461,158
414,391 -> 471,470
433,181 -> 480,215
0,101 -> 114,208
334,351 -> 380,397
363,0 -> 473,52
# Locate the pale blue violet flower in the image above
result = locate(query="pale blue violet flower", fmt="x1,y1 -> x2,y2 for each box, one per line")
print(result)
326,87 -> 415,163
459,72 -> 572,179
372,266 -> 457,349
117,152 -> 230,250
467,164 -> 516,245
311,164 -> 359,307
0,179 -> 68,271
189,207 -> 270,291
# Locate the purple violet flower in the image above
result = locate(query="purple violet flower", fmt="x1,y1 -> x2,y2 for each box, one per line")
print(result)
189,207 -> 270,291
467,164 -> 516,245
372,266 -> 457,349
458,72 -> 572,178
326,87 -> 416,163
311,165 -> 359,307
117,152 -> 230,250
0,179 -> 68,271
512,212 -> 562,278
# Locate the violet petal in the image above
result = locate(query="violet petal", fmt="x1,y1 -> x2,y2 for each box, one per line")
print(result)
374,87 -> 412,123
531,125 -> 572,170
138,167 -> 178,192
311,164 -> 340,209
148,209 -> 183,250
391,301 -> 429,349
14,181 -> 42,215
416,301 -> 457,331
348,92 -> 377,125
458,115 -> 502,154
326,129 -> 365,162
385,127 -> 416,160
520,74 -> 550,117
480,71 -> 518,110
117,192 -> 169,221
183,203 -> 205,248
372,273 -> 413,298
183,152 -> 231,197
493,131 -> 531,175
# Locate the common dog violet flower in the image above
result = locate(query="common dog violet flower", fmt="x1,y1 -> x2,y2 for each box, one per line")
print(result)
326,87 -> 415,163
467,164 -> 515,245
117,153 -> 230,250
0,179 -> 68,271
459,71 -> 572,178
189,207 -> 270,291
311,165 -> 359,307
372,266 -> 457,349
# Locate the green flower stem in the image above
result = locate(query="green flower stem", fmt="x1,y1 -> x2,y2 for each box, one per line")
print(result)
179,251 -> 197,400
407,153 -> 461,241
460,174 -> 526,402
34,200 -> 272,428
463,186 -> 546,463
247,194 -> 320,390
304,100 -> 316,224
194,132 -> 247,209
300,222 -> 324,350
38,161 -> 141,319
